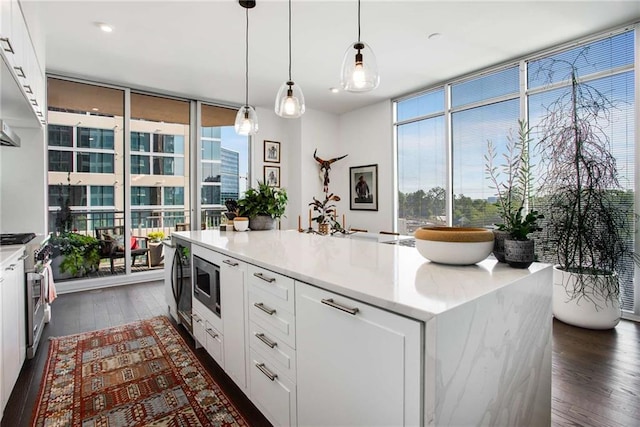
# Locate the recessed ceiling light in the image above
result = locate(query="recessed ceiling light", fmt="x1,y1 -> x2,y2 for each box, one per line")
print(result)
428,32 -> 442,40
329,87 -> 340,93
96,22 -> 113,33
92,107 -> 99,111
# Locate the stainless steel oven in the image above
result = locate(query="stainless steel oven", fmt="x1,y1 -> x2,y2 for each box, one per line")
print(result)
193,255 -> 221,317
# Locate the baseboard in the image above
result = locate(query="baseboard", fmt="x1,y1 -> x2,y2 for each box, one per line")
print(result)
56,270 -> 164,294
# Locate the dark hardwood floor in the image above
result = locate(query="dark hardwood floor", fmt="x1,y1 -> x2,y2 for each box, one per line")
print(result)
3,281 -> 639,426
1,281 -> 270,427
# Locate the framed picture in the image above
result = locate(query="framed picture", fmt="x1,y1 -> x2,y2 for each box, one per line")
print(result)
264,165 -> 281,187
349,164 -> 378,211
264,140 -> 281,163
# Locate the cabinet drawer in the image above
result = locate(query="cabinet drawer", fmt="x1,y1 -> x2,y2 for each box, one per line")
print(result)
249,349 -> 296,427
249,321 -> 296,381
191,311 -> 207,352
204,321 -> 224,368
248,265 -> 294,313
249,290 -> 296,349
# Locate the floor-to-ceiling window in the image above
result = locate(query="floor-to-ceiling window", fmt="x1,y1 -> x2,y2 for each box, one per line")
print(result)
47,77 -> 245,283
394,26 -> 637,316
200,104 -> 249,228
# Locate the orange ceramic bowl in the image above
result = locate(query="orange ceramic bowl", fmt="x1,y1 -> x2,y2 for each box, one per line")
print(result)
414,227 -> 494,265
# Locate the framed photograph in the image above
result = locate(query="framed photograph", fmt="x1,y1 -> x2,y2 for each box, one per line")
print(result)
349,164 -> 378,211
264,140 -> 281,163
264,165 -> 281,187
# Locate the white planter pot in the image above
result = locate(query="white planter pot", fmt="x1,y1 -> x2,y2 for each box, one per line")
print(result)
553,266 -> 621,330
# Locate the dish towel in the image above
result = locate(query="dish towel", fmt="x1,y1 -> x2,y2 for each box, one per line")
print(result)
44,261 -> 57,303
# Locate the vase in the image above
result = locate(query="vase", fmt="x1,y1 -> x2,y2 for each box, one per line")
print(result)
492,229 -> 510,263
553,266 -> 620,329
249,215 -> 276,231
318,223 -> 330,235
504,238 -> 534,269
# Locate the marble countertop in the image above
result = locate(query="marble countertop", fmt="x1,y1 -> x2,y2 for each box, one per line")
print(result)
174,229 -> 551,322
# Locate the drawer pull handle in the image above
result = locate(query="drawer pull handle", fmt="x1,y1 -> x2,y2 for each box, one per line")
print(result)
5,264 -> 16,271
0,38 -> 14,53
254,302 -> 276,315
192,314 -> 202,323
256,363 -> 277,381
24,84 -> 33,94
253,272 -> 276,283
321,298 -> 359,315
206,328 -> 218,339
14,66 -> 26,78
255,333 -> 277,348
223,259 -> 239,267
18,253 -> 29,261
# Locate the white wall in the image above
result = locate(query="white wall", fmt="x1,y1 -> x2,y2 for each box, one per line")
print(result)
335,100 -> 394,233
0,126 -> 47,235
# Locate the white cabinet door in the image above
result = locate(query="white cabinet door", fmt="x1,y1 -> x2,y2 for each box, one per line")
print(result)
220,255 -> 247,391
1,250 -> 25,411
296,281 -> 423,427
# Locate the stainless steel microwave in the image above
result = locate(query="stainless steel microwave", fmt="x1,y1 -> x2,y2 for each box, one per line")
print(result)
193,255 -> 221,317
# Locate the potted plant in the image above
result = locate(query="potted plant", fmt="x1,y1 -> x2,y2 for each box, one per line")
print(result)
147,231 -> 165,267
309,193 -> 342,234
503,207 -> 544,269
535,58 -> 639,329
49,232 -> 101,279
485,119 -> 539,263
237,181 -> 288,230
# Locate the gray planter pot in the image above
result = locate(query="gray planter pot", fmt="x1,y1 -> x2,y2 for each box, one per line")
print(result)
249,215 -> 276,230
504,238 -> 535,269
492,229 -> 510,263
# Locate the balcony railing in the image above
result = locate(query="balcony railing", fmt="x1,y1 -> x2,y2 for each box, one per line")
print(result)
48,207 -> 225,279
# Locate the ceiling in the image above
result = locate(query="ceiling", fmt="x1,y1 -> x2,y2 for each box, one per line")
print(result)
26,0 -> 640,116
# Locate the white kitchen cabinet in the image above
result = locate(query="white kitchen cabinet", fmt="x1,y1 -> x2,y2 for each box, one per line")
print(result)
1,248 -> 26,414
295,281 -> 422,427
249,349 -> 297,427
220,255 -> 248,392
192,304 -> 224,368
0,0 -> 46,125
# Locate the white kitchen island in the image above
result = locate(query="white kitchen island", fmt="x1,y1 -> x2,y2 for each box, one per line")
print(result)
172,229 -> 552,426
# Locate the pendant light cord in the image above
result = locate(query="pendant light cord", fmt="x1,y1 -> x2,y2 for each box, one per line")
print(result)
357,0 -> 361,43
288,0 -> 292,81
245,6 -> 249,106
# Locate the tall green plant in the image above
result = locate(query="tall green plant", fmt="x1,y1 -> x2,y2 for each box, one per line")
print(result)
485,119 -> 540,235
535,57 -> 638,307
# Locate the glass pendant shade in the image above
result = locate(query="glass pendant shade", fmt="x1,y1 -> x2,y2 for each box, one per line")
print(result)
234,105 -> 258,136
340,41 -> 380,92
275,81 -> 305,118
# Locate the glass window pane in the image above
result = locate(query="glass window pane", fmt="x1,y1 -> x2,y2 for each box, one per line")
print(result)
452,67 -> 519,108
202,140 -> 221,160
396,89 -> 444,122
164,187 -> 184,205
48,185 -> 86,207
528,31 -> 634,89
131,132 -> 151,152
48,125 -> 73,147
77,152 -> 114,173
201,185 -> 221,205
77,128 -> 114,149
131,155 -> 150,175
154,134 -> 184,154
90,186 -> 114,206
203,162 -> 221,182
397,116 -> 446,233
131,186 -> 161,206
452,99 -> 520,227
48,150 -> 73,172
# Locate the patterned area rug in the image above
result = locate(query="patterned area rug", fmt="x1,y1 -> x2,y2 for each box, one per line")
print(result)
31,316 -> 248,427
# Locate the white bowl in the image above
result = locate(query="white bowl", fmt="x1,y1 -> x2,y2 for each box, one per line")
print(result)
234,217 -> 249,232
414,227 -> 494,265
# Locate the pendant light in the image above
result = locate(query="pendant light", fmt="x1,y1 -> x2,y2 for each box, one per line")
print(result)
275,0 -> 305,118
340,0 -> 379,92
235,0 -> 259,135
